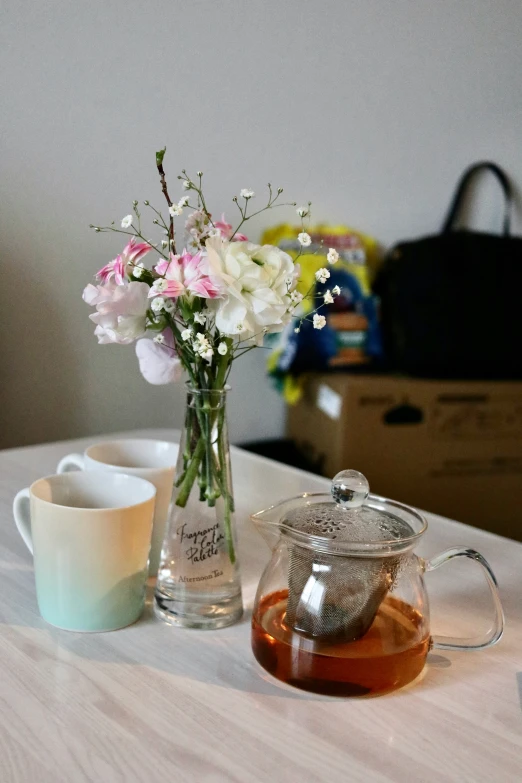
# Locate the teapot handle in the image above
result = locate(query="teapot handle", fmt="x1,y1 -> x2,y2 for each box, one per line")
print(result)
424,547 -> 504,651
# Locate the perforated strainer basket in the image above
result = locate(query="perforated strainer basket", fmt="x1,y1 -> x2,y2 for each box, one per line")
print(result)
281,470 -> 416,643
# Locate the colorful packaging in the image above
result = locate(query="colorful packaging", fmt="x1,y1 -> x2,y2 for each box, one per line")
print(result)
263,224 -> 383,403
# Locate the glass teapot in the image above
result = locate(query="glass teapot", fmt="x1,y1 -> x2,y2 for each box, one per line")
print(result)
250,470 -> 504,697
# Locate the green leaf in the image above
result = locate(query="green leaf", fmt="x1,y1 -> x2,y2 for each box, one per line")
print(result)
156,147 -> 166,167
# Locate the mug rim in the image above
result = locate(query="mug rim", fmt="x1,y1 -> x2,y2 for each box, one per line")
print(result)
84,438 -> 178,471
29,471 -> 157,512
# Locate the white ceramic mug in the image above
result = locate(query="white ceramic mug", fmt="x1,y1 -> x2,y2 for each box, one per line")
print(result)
13,472 -> 156,632
57,439 -> 178,576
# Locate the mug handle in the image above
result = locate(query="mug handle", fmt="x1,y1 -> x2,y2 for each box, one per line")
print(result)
57,453 -> 85,473
13,488 -> 33,555
424,547 -> 504,651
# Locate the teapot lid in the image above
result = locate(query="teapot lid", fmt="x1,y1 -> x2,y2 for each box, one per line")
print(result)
283,470 -> 415,544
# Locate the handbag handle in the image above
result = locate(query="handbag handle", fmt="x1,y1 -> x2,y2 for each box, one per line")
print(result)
441,161 -> 513,236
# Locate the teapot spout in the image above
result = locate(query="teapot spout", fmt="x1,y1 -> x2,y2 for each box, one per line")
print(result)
250,493 -> 324,548
250,503 -> 285,549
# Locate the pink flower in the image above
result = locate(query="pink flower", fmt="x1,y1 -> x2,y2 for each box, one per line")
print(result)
96,237 -> 152,285
154,258 -> 170,276
135,331 -> 182,385
214,214 -> 248,242
151,250 -> 222,300
83,280 -> 149,344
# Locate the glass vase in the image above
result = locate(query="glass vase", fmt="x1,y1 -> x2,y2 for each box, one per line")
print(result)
154,386 -> 243,629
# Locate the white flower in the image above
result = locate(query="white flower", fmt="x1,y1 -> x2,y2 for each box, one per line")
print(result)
205,236 -> 297,344
135,335 -> 182,385
240,189 -> 255,199
153,334 -> 166,345
194,312 -> 207,325
183,180 -> 191,190
315,267 -> 330,284
151,296 -> 166,313
169,204 -> 183,217
163,298 -> 175,314
121,215 -> 133,229
132,262 -> 145,279
327,248 -> 339,265
294,327 -> 300,333
181,328 -> 193,341
323,289 -> 334,305
83,281 -> 149,344
192,333 -> 214,363
296,206 -> 309,218
194,332 -> 209,348
161,240 -> 168,248
333,285 -> 341,296
197,170 -> 203,177
290,290 -> 303,305
313,314 -> 326,330
298,232 -> 312,247
178,196 -> 190,208
185,209 -> 212,243
151,279 -> 169,295
218,342 -> 228,356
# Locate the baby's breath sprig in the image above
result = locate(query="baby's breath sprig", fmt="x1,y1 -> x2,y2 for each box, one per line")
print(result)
178,169 -> 214,226
290,262 -> 343,334
88,222 -> 170,260
143,201 -> 170,235
230,183 -> 297,240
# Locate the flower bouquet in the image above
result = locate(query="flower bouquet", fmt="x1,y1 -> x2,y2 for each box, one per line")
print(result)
83,148 -> 341,628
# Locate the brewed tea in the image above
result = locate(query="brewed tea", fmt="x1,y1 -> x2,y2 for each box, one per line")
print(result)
252,589 -> 430,696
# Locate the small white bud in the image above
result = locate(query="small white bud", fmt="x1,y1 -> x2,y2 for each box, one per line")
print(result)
151,297 -> 166,313
327,248 -> 339,265
315,268 -> 330,284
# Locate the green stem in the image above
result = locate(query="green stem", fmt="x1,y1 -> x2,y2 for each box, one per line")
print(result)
175,437 -> 205,507
216,410 -> 235,562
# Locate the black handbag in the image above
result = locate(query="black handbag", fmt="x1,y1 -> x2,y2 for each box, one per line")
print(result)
374,161 -> 522,378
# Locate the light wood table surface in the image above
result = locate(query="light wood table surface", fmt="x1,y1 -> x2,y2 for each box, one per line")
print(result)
0,429 -> 521,782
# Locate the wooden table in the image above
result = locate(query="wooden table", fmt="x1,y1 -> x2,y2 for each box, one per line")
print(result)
0,429 -> 521,782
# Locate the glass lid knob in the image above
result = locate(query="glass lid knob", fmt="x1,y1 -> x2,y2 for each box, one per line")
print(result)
331,470 -> 369,509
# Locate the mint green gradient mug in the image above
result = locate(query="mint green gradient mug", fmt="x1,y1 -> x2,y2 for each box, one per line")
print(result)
13,472 -> 156,632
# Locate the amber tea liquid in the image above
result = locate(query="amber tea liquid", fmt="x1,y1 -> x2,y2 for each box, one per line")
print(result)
252,590 -> 430,696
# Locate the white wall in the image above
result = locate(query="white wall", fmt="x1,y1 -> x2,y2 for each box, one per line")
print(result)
1,0 -> 521,448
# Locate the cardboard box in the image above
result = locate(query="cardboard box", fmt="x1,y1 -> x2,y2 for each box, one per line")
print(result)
287,374 -> 522,541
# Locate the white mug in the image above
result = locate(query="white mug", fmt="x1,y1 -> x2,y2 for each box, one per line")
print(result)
57,439 -> 178,576
13,472 -> 156,632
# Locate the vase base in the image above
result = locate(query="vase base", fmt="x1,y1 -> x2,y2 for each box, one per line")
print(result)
153,588 -> 243,629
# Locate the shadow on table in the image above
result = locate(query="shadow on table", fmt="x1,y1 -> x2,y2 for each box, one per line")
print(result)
41,592 -> 458,703
1,569 -> 466,703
